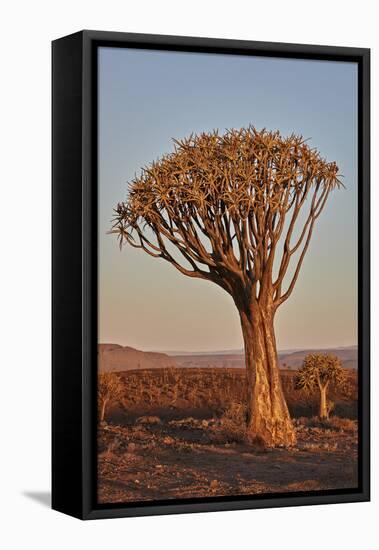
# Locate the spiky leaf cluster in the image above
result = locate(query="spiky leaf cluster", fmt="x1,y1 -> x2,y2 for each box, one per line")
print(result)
295,354 -> 347,393
113,127 -> 341,305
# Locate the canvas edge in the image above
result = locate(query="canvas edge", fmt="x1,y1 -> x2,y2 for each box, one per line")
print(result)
52,30 -> 370,520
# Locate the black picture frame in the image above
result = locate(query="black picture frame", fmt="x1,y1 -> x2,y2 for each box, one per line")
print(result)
52,30 -> 370,520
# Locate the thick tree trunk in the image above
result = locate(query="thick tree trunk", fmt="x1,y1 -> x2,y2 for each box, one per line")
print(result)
319,385 -> 329,420
240,304 -> 296,448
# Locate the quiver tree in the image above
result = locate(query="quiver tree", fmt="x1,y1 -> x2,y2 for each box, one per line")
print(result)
98,372 -> 124,422
295,354 -> 347,420
112,127 -> 341,447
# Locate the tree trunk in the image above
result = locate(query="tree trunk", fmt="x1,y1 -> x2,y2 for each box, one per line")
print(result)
100,399 -> 107,422
319,385 -> 329,420
240,305 -> 296,448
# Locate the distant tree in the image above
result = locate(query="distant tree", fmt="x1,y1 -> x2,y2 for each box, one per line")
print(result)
98,372 -> 124,422
113,127 -> 340,447
295,354 -> 347,420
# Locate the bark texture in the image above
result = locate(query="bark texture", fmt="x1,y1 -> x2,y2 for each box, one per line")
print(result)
319,385 -> 329,420
240,301 -> 296,448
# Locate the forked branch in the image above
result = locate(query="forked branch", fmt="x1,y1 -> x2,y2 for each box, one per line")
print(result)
113,127 -> 341,307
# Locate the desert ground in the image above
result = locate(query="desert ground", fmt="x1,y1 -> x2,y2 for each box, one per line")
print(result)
97,366 -> 358,504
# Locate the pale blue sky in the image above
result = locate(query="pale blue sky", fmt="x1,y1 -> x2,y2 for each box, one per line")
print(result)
98,47 -> 358,352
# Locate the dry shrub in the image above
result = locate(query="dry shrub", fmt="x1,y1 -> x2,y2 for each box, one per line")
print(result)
99,437 -> 122,458
302,441 -> 338,452
326,416 -> 357,433
118,367 -> 357,419
297,416 -> 357,433
217,402 -> 247,443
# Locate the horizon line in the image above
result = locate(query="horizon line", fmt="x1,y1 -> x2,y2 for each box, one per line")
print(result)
98,342 -> 358,355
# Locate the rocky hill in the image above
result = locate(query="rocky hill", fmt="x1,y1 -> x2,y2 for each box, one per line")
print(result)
278,346 -> 357,370
99,344 -> 357,372
173,346 -> 357,370
98,344 -> 178,372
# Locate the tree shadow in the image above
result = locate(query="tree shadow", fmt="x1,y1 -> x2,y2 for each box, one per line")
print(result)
22,491 -> 51,508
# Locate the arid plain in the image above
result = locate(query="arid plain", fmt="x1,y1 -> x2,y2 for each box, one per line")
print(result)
98,345 -> 358,503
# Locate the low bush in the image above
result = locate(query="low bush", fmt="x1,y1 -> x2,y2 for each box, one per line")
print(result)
216,402 -> 247,443
296,416 -> 357,433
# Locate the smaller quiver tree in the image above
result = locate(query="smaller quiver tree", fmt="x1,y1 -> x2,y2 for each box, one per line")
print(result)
295,354 -> 347,420
98,372 -> 124,422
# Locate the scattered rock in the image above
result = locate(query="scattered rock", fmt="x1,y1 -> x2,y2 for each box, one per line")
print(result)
210,479 -> 219,490
136,416 -> 162,425
127,442 -> 137,453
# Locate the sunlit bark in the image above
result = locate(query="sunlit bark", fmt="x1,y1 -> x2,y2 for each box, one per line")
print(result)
113,127 -> 340,447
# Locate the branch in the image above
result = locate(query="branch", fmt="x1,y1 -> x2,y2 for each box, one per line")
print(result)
113,127 -> 340,307
273,182 -> 332,305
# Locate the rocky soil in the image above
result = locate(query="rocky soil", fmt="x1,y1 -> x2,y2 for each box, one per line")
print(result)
97,415 -> 358,503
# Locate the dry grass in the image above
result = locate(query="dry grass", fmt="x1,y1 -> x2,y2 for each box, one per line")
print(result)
216,402 -> 247,443
112,367 -> 357,422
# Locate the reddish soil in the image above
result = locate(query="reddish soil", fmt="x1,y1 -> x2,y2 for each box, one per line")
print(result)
98,367 -> 358,503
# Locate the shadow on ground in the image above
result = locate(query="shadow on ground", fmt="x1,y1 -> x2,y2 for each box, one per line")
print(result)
23,491 -> 51,507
